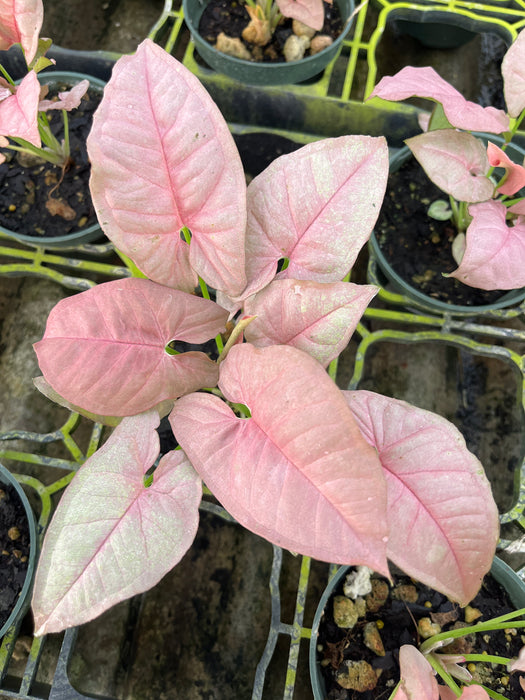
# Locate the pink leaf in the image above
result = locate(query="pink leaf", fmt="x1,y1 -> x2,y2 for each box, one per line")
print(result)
509,200 -> 525,215
396,645 -> 440,700
32,410 -> 202,635
370,67 -> 509,134
243,278 -> 377,367
450,200 -> 525,290
275,0 -> 324,30
508,645 -> 525,672
487,141 -> 525,196
239,136 -> 389,299
0,0 -> 43,64
0,70 -> 40,146
170,344 -> 390,572
87,39 -> 247,295
34,277 -> 227,416
38,79 -> 89,112
344,391 -> 499,605
502,30 -> 525,118
406,131 -> 493,203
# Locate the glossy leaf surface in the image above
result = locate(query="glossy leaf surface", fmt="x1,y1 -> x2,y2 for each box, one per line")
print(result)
87,39 -> 247,295
34,278 -> 227,416
0,0 -> 43,63
32,411 -> 202,635
170,344 -> 389,571
344,390 -> 499,605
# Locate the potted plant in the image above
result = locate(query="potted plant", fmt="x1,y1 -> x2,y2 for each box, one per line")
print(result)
182,0 -> 355,85
365,30 -> 525,316
28,42 -> 500,682
0,0 -> 106,248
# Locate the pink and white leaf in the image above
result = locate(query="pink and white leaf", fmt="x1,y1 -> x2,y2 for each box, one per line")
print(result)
243,278 -> 377,367
275,0 -> 324,30
487,141 -> 525,196
439,689 -> 489,700
370,66 -> 509,133
344,390 -> 499,605
502,30 -> 525,118
394,645 -> 439,700
0,0 -> 43,64
509,200 -> 525,215
32,410 -> 202,635
450,200 -> 525,290
406,131 -> 493,203
34,277 -> 227,416
87,39 -> 247,295
239,135 -> 389,299
39,79 -> 89,112
170,343 -> 390,572
508,645 -> 525,672
0,70 -> 40,146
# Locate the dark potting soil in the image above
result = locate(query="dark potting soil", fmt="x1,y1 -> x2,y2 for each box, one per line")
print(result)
375,156 -> 509,307
233,131 -> 303,178
317,568 -> 525,699
0,481 -> 31,630
0,79 -> 102,241
198,0 -> 343,63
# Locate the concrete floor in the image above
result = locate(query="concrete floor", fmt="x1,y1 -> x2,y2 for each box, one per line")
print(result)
0,1 -> 523,698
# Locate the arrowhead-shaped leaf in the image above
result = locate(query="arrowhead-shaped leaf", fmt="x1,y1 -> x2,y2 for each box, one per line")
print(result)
34,277 -> 227,416
406,131 -> 493,203
502,30 -> 525,118
240,136 -> 389,299
170,344 -> 390,572
87,39 -> 247,295
344,390 -> 499,605
0,70 -> 40,146
38,79 -> 89,112
0,0 -> 43,63
32,410 -> 202,635
243,278 -> 377,367
449,200 -> 525,290
275,0 -> 324,30
370,66 -> 509,134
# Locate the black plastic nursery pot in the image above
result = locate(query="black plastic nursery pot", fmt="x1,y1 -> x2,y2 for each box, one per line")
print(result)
0,464 -> 37,640
0,70 -> 106,249
182,0 -> 355,85
309,557 -> 525,699
369,140 -> 525,317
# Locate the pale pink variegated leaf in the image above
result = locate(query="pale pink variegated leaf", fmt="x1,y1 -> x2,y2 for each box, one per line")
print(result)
32,410 -> 202,636
406,131 -> 493,203
0,0 -> 43,63
87,39 -> 247,295
344,390 -> 499,605
450,200 -> 525,290
502,30 -> 525,118
394,646 -> 439,700
0,70 -> 40,145
38,79 -> 89,112
509,200 -> 525,215
34,277 -> 227,416
275,0 -> 325,31
370,67 -> 509,134
508,645 -> 525,672
238,136 -> 389,300
487,141 -> 525,196
243,278 -> 377,367
170,343 -> 390,572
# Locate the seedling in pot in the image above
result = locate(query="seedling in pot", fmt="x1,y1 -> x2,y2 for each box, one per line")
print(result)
31,40 -> 498,658
369,30 -> 525,292
0,0 -> 89,167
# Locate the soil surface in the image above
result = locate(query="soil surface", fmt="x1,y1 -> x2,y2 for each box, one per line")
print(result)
0,480 -> 31,630
0,78 -> 102,241
199,0 -> 343,63
375,155 -> 510,307
317,567 -> 525,699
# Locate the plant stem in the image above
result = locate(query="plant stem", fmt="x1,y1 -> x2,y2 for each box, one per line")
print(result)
426,653 -> 462,696
461,653 -> 512,665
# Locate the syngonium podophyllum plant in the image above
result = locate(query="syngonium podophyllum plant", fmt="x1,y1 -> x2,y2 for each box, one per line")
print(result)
369,30 -> 525,292
0,0 -> 89,166
31,40 -> 499,641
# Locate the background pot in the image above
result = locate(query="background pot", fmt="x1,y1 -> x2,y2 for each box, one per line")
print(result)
309,557 -> 525,699
0,464 -> 37,639
182,0 -> 355,85
368,138 -> 525,316
1,70 -> 106,249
